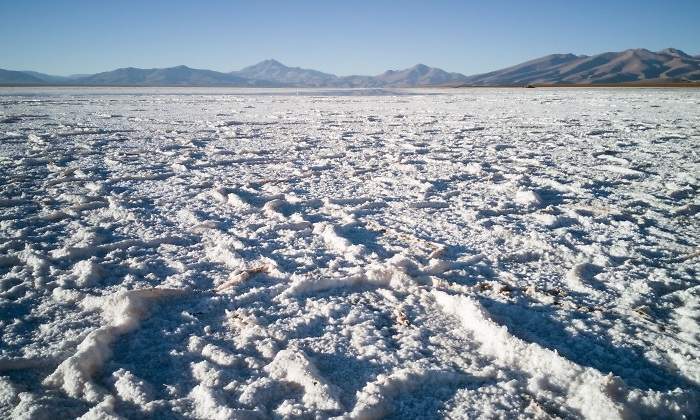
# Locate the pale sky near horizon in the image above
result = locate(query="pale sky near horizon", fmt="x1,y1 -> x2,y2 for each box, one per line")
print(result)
2,0 -> 699,76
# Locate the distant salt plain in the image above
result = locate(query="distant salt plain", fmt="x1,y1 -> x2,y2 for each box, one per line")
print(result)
0,87 -> 698,419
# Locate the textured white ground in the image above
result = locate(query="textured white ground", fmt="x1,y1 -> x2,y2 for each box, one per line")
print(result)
0,87 -> 699,419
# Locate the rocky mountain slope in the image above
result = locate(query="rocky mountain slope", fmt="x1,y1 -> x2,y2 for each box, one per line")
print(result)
78,65 -> 270,86
462,48 -> 700,85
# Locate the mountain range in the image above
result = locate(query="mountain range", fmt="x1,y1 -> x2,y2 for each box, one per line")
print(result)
2,48 -> 699,87
461,48 -> 700,85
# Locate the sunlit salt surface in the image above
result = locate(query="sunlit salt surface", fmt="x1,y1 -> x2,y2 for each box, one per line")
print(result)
1,87 -> 698,419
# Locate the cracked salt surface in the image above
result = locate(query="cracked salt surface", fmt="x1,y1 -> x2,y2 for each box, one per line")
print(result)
0,87 -> 698,419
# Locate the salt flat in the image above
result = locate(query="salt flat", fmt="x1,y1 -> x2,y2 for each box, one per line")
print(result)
0,87 -> 698,419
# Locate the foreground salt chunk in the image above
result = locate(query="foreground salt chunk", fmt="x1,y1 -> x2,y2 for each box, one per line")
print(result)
0,377 -> 18,407
11,392 -> 54,420
43,288 -> 185,402
188,385 -> 236,420
279,254 -> 418,298
314,222 -> 365,260
111,369 -> 153,408
432,290 -> 698,418
72,259 -> 104,287
514,190 -> 542,207
339,367 -> 470,420
264,348 -> 343,412
432,290 -> 628,419
77,396 -> 124,420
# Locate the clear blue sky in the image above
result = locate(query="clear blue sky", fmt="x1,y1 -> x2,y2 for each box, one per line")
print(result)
1,0 -> 699,76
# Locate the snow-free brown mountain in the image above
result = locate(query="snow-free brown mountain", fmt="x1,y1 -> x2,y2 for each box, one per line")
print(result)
372,64 -> 470,86
232,60 -> 468,87
1,48 -> 698,86
231,59 -> 339,87
78,65 -> 276,86
0,69 -> 49,84
461,48 -> 700,85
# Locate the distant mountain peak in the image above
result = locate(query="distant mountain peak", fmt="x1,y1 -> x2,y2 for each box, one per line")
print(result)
555,53 -> 580,59
260,58 -> 286,66
374,64 -> 468,86
245,59 -> 288,70
234,59 -> 337,87
659,48 -> 690,57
